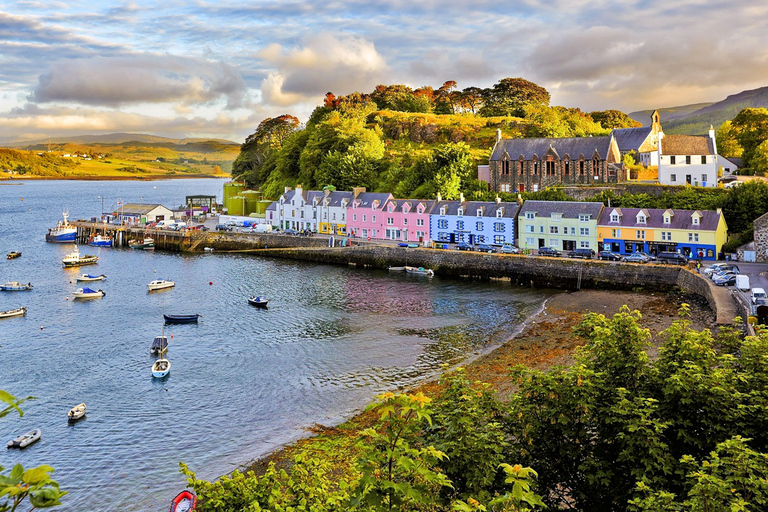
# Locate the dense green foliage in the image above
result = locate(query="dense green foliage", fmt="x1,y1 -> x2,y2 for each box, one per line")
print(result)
589,110 -> 642,129
182,308 -> 768,511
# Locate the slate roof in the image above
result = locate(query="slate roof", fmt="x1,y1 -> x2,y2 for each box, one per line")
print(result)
661,135 -> 715,156
281,188 -> 325,205
490,136 -> 613,161
353,192 -> 393,209
432,200 -> 521,219
266,202 -> 277,212
518,200 -> 603,220
612,126 -> 652,153
598,207 -> 721,231
321,191 -> 353,207
726,157 -> 743,168
385,199 -> 436,214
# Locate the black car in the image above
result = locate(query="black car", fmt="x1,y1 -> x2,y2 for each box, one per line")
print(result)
567,248 -> 595,259
656,252 -> 688,265
456,242 -> 472,251
538,247 -> 561,257
598,251 -> 622,261
475,243 -> 497,253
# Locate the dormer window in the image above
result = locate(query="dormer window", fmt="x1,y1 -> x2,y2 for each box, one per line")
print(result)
664,216 -> 671,224
476,209 -> 483,217
457,207 -> 464,216
496,208 -> 504,218
551,213 -> 562,221
440,207 -> 446,216
417,206 -> 423,214
525,212 -> 535,220
610,214 -> 619,222
637,214 -> 646,224
693,216 -> 699,225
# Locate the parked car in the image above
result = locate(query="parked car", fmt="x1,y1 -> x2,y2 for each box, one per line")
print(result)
500,244 -> 520,254
538,247 -> 561,257
751,287 -> 767,305
567,248 -> 595,259
283,228 -> 299,235
707,264 -> 740,278
597,251 -> 622,261
456,242 -> 473,251
623,253 -> 650,263
215,224 -> 232,232
714,273 -> 738,286
634,251 -> 656,261
475,243 -> 497,253
711,268 -> 739,281
656,252 -> 688,265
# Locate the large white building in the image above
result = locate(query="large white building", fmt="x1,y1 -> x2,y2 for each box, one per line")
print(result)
657,127 -> 719,187
272,185 -> 355,233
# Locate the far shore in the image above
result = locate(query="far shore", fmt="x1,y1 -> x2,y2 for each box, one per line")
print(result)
241,287 -> 715,476
0,173 -> 230,181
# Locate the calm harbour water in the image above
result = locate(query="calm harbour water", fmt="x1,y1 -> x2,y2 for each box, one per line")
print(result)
0,179 -> 553,511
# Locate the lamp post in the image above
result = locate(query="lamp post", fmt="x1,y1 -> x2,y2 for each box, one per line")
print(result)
97,196 -> 104,215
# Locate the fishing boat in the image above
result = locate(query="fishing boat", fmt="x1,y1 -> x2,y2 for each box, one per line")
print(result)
169,490 -> 197,512
150,335 -> 168,355
67,403 -> 86,422
7,428 -> 41,449
405,266 -> 434,277
45,210 -> 77,243
148,279 -> 175,291
164,314 -> 200,324
129,237 -> 155,250
62,249 -> 98,267
0,307 -> 26,319
76,273 -> 106,282
6,251 -> 21,259
247,296 -> 268,308
72,287 -> 105,299
0,281 -> 33,291
88,234 -> 113,247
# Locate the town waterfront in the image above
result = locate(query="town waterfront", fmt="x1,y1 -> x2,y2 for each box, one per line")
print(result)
0,179 -> 554,511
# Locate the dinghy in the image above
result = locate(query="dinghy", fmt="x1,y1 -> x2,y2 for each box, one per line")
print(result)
150,335 -> 168,355
164,314 -> 200,324
148,280 -> 175,291
169,490 -> 197,512
76,273 -> 106,282
6,251 -> 21,259
0,307 -> 26,319
247,296 -> 268,308
152,357 -> 171,378
68,403 -> 86,422
72,287 -> 105,299
7,428 -> 41,449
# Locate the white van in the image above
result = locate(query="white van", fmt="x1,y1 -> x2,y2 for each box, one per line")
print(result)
751,288 -> 767,304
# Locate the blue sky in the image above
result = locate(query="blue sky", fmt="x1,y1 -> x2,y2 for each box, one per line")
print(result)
1,0 -> 767,142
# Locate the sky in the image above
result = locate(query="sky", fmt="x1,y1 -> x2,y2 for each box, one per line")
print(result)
1,0 -> 768,143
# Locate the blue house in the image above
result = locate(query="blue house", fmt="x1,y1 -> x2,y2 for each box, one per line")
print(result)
430,196 -> 520,246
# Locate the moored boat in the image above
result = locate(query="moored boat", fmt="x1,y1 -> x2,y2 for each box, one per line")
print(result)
148,279 -> 175,291
0,281 -> 33,291
62,249 -> 98,267
151,357 -> 171,378
129,237 -> 155,250
68,403 -> 86,422
247,296 -> 268,308
0,307 -> 26,319
7,251 -> 21,259
169,490 -> 197,512
76,273 -> 106,282
88,234 -> 113,247
7,428 -> 41,449
46,210 -> 77,243
405,266 -> 434,277
72,287 -> 105,299
164,314 -> 200,324
150,335 -> 168,355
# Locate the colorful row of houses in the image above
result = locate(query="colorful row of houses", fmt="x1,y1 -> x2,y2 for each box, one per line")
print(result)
266,186 -> 728,260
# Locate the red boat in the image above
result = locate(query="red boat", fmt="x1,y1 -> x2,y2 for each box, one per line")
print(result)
169,490 -> 196,512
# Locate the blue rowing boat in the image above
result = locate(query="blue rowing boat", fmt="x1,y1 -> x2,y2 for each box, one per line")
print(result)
163,314 -> 201,324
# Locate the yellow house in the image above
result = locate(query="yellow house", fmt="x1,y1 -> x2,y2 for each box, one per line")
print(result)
597,207 -> 727,260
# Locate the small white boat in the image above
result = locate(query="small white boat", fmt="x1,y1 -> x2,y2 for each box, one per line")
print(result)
72,287 -> 105,299
148,280 -> 175,291
7,428 -> 41,449
203,247 -> 215,252
0,307 -> 26,319
62,249 -> 98,267
76,273 -> 106,282
388,266 -> 407,272
67,403 -> 86,422
152,358 -> 171,378
88,234 -> 113,247
405,266 -> 435,277
248,296 -> 268,308
0,281 -> 33,291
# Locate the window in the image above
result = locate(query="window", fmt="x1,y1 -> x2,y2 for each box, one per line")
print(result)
494,222 -> 505,232
476,209 -> 483,217
494,235 -> 506,244
525,212 -> 535,219
372,229 -> 376,237
387,217 -> 394,225
689,233 -> 699,242
549,238 -> 559,247
403,218 -> 408,225
686,156 -> 691,164
636,230 -> 645,240
580,227 -> 589,236
580,241 -> 590,249
341,213 -> 345,221
551,213 -> 562,221
440,207 -> 446,216
417,218 -> 424,226
612,229 -> 621,237
525,237 -> 535,246
702,174 -> 708,183
519,161 -> 524,175
550,226 -> 559,234
580,160 -> 585,175
610,213 -> 620,222
579,214 -> 590,222
502,160 -> 510,175
456,220 -> 464,230
539,225 -> 545,233
701,156 -> 707,164
496,209 -> 504,218
332,213 -> 336,220
564,161 -> 570,175
363,214 -> 367,222
671,156 -> 676,164
501,184 -> 511,192
533,184 -> 539,192
671,174 -> 676,182
457,208 -> 464,216
526,225 -> 535,233
664,216 -> 671,224
533,162 -> 538,175
438,232 -> 449,241
661,231 -> 671,241
362,229 -> 368,237
372,215 -> 376,222
692,216 -> 699,225
416,231 -> 425,239
353,214 -> 357,221
476,221 -> 484,231
438,219 -> 448,229
637,214 -> 646,224
323,211 -> 327,219
546,160 -> 555,175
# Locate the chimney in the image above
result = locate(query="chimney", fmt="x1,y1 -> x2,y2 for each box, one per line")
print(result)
295,184 -> 302,191
709,125 -> 718,155
516,193 -> 523,206
717,208 -> 722,214
436,192 -> 442,202
459,192 -> 465,202
352,187 -> 366,199
496,129 -> 502,144
284,186 -> 292,193
495,196 -> 501,204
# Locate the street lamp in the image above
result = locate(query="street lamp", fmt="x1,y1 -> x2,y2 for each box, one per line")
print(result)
97,196 -> 104,215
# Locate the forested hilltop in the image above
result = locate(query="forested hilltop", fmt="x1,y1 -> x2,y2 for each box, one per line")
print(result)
231,78 -> 640,200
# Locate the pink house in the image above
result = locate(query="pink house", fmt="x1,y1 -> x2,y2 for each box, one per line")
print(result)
346,190 -> 393,240
381,199 -> 435,243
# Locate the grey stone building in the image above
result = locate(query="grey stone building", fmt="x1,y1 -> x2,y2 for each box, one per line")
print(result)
754,211 -> 768,262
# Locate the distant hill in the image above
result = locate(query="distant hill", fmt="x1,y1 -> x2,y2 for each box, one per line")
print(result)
7,133 -> 239,147
630,86 -> 768,135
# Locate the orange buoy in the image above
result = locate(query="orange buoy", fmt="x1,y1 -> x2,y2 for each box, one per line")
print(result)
209,281 -> 213,285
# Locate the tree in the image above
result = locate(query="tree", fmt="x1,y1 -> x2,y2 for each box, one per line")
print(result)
479,78 -> 550,118
750,139 -> 768,175
715,120 -> 743,159
730,108 -> 768,167
456,87 -> 484,114
589,110 -> 642,129
231,115 -> 300,186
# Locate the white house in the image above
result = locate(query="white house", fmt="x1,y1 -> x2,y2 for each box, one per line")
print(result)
657,127 -> 719,187
109,203 -> 174,224
275,185 -> 324,231
717,155 -> 741,175
612,110 -> 662,166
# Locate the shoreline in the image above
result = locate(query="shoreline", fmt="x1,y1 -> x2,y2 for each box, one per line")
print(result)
0,174 -> 230,181
240,287 -> 714,476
